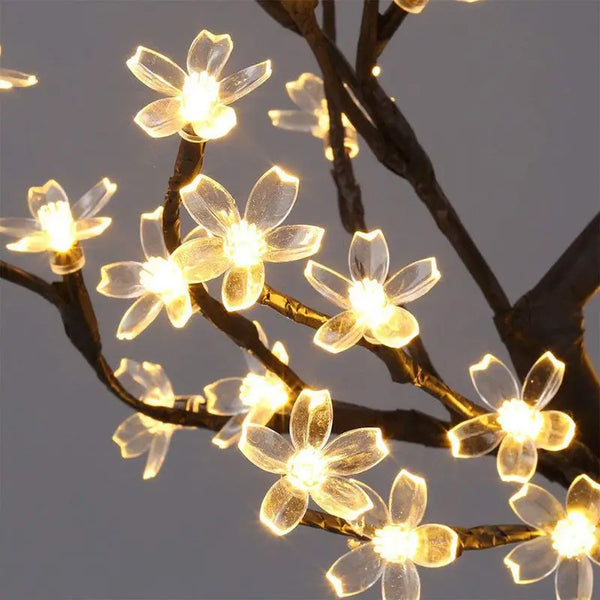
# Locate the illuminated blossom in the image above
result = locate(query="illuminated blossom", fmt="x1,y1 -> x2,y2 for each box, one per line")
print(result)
0,45 -> 37,89
305,229 -> 440,353
239,389 -> 388,535
127,30 -> 271,142
205,321 -> 291,449
448,352 -> 575,483
394,0 -> 481,15
268,72 -> 358,161
327,470 -> 459,599
177,166 -> 324,311
0,178 -> 115,274
505,475 -> 599,599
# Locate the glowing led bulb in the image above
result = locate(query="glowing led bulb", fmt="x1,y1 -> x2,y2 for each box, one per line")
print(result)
180,71 -> 220,122
497,399 -> 544,442
36,201 -> 76,252
224,221 -> 267,267
287,447 -> 327,490
371,65 -> 382,77
139,256 -> 188,302
348,278 -> 389,328
0,45 -> 37,89
373,524 -> 419,562
552,512 -> 596,558
239,372 -> 288,411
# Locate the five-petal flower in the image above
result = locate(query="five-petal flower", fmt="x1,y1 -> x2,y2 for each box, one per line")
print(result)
127,30 -> 271,142
0,45 -> 37,89
0,178 -> 116,274
177,166 -> 324,311
326,470 -> 459,600
504,475 -> 599,600
205,321 -> 291,449
97,206 -> 209,339
305,229 -> 440,353
239,388 -> 389,535
448,351 -> 575,483
268,72 -> 358,161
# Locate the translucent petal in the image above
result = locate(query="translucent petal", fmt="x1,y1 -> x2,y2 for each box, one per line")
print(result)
140,207 -> 168,260
555,556 -> 594,600
134,97 -> 185,138
312,476 -> 373,520
126,46 -> 186,95
245,401 -> 278,428
244,166 -> 299,233
414,524 -> 459,567
522,351 -> 565,409
393,1 -> 429,16
190,103 -> 237,141
326,542 -> 384,598
566,475 -> 600,526
447,413 -> 504,457
204,377 -> 245,415
6,231 -> 50,252
112,413 -> 154,458
71,178 -> 117,220
290,389 -> 333,451
0,67 -> 37,88
268,109 -> 319,132
304,260 -> 352,309
382,561 -> 421,600
370,306 -> 419,349
186,30 -> 233,78
314,311 -> 366,354
590,529 -> 600,565
238,424 -> 294,473
509,483 -> 566,531
0,217 -> 40,237
469,354 -> 520,410
117,293 -> 163,340
97,262 -> 145,298
27,179 -> 68,218
219,60 -> 272,104
75,217 -> 111,240
348,230 -> 389,283
143,430 -> 173,479
164,293 -> 192,328
497,436 -> 538,483
180,173 -> 240,236
536,411 -> 576,451
260,476 -> 308,536
114,358 -> 174,404
243,322 -> 269,373
285,73 -> 325,112
170,237 -> 229,283
384,258 -> 441,305
182,224 -> 211,243
263,225 -> 324,262
271,340 -> 289,365
504,537 -> 560,583
324,428 -> 389,475
222,262 -> 265,312
212,413 -> 247,449
348,481 -> 390,536
389,469 -> 428,528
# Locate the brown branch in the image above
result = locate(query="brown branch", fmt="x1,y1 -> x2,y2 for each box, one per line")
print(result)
0,260 -> 59,304
356,0 -> 380,83
376,2 -> 409,58
321,0 -> 336,41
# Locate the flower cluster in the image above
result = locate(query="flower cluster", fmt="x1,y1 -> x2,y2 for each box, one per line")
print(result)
0,45 -> 37,89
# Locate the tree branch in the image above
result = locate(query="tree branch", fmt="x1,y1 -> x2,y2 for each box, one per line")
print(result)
376,2 -> 409,58
356,1 -> 379,83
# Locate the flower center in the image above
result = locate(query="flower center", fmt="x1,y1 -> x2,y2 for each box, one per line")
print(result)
497,399 -> 543,442
552,512 -> 596,558
224,220 -> 266,267
239,372 -> 289,411
140,257 -> 188,301
181,71 -> 220,123
349,278 -> 389,328
287,447 -> 327,490
37,201 -> 76,252
373,525 -> 418,563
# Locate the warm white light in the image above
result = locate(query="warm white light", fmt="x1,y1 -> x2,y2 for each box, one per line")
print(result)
349,278 -> 388,328
373,524 -> 419,562
371,65 -> 381,77
287,447 -> 328,490
224,220 -> 266,267
37,201 -> 76,252
239,372 -> 288,411
551,512 -> 596,558
497,399 -> 543,442
180,71 -> 220,122
139,257 -> 188,301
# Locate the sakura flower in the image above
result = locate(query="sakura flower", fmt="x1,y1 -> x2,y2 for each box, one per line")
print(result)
448,351 -> 575,483
205,321 -> 291,449
177,166 -> 324,311
305,229 -> 440,353
0,45 -> 37,89
127,30 -> 271,142
393,0 -> 481,15
268,72 -> 358,161
326,470 -> 459,600
113,359 -> 203,480
239,389 -> 389,535
504,475 -> 599,600
0,178 -> 116,274
97,206 -> 210,339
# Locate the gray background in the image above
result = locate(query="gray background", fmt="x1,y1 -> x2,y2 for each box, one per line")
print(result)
0,1 -> 598,598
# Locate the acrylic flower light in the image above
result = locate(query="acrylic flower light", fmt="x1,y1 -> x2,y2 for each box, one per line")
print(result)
205,321 -> 290,449
177,166 -> 324,311
304,229 -> 440,353
0,45 -> 37,89
126,30 -> 271,142
393,0 -> 480,15
0,178 -> 116,274
112,359 -> 203,479
238,388 -> 389,535
504,475 -> 599,600
326,470 -> 459,600
97,206 -> 210,339
448,351 -> 575,483
268,72 -> 358,161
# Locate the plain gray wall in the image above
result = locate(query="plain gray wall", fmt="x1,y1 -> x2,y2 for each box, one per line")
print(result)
1,1 -> 598,598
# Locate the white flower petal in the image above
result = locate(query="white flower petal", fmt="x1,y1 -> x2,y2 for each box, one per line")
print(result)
5,232 -> 49,253
204,377 -> 245,416
504,537 -> 560,584
509,483 -> 566,532
143,430 -> 174,479
117,293 -> 164,340
384,257 -> 441,305
382,561 -> 421,600
171,237 -> 230,283
326,542 -> 384,598
186,30 -> 233,78
268,109 -> 319,132
348,480 -> 391,535
0,67 -> 37,88
536,411 -> 576,451
555,556 -> 594,600
497,435 -> 538,483
134,97 -> 186,138
370,305 -> 419,349
566,475 -> 600,526
263,225 -> 324,262
238,424 -> 294,473
324,428 -> 388,475
348,230 -> 389,283
114,358 -> 174,404
75,217 -> 111,240
393,1 -> 429,16
285,73 -> 325,113
304,260 -> 352,309
27,179 -> 68,218
389,469 -> 428,529
140,207 -> 168,259
126,46 -> 186,96
447,413 -> 504,457
189,103 -> 237,141
0,217 -> 40,238
222,262 -> 265,312
112,413 -> 155,458
312,476 -> 373,520
71,177 -> 117,220
290,389 -> 333,451
164,293 -> 193,329
219,60 -> 272,105
314,311 -> 366,354
522,351 -> 565,409
260,476 -> 308,536
469,353 -> 520,410
414,524 -> 459,567
212,413 -> 247,449
97,262 -> 145,298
